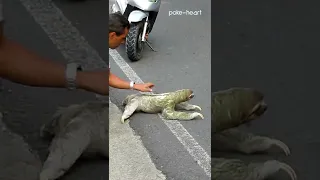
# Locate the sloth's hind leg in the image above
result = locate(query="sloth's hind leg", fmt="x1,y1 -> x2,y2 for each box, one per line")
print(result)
213,128 -> 290,156
249,160 -> 297,180
175,102 -> 202,111
212,158 -> 297,180
162,106 -> 204,120
121,100 -> 139,123
40,119 -> 91,180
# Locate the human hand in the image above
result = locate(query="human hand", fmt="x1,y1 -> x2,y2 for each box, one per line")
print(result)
133,82 -> 154,92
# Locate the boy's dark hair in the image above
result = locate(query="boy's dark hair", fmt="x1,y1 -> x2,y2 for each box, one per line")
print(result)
109,12 -> 130,36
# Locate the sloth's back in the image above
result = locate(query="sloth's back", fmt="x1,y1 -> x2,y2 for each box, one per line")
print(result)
137,94 -> 170,113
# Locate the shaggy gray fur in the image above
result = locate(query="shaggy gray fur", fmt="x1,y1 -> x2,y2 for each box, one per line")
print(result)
0,112 -> 42,180
212,88 -> 297,180
39,101 -> 108,180
121,89 -> 203,123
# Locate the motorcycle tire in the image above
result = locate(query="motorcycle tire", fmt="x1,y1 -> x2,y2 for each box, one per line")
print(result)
126,22 -> 144,61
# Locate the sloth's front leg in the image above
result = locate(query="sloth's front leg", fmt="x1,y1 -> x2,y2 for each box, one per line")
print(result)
175,102 -> 202,111
162,101 -> 204,120
121,100 -> 139,123
40,118 -> 91,180
212,158 -> 297,180
213,128 -> 290,156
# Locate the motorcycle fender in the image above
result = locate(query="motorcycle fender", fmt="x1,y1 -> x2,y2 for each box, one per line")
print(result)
111,4 -> 120,13
128,10 -> 149,23
112,0 -> 126,13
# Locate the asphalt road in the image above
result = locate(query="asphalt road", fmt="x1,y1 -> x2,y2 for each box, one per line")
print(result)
212,1 -> 320,180
1,0 -> 108,179
107,0 -> 211,179
1,0 -> 211,180
5,0 -> 317,180
0,1 -> 108,180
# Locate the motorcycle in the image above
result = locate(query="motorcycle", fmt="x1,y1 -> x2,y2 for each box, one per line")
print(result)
111,0 -> 161,61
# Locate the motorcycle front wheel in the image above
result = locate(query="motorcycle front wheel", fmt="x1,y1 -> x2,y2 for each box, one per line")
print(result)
126,22 -> 144,61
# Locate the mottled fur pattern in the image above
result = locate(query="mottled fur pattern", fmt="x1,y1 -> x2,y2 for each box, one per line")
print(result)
121,89 -> 204,123
0,112 -> 42,180
212,88 -> 297,180
39,101 -> 108,180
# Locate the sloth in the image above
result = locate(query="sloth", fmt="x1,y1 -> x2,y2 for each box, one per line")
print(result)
121,89 -> 204,123
0,112 -> 42,180
39,101 -> 108,180
212,87 -> 297,180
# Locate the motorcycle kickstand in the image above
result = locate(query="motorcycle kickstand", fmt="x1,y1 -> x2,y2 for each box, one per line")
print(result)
145,40 -> 157,52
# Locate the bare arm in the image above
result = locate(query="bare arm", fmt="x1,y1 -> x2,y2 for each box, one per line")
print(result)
0,37 -> 68,87
109,69 -> 154,92
0,28 -> 108,95
109,70 -> 131,89
0,24 -> 152,94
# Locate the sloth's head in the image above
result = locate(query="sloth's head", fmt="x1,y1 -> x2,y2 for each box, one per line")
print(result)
246,98 -> 268,121
174,89 -> 194,102
212,87 -> 268,131
240,88 -> 268,122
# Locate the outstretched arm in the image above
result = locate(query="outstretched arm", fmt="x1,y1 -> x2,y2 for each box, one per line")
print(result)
109,70 -> 131,89
0,23 -> 109,95
109,68 -> 154,92
0,34 -> 67,87
0,23 -> 153,94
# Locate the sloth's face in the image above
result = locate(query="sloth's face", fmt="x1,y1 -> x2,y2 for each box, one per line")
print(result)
233,88 -> 268,125
176,89 -> 194,101
188,90 -> 194,99
246,100 -> 268,121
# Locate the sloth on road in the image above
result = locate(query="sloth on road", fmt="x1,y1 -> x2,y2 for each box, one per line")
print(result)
0,112 -> 42,180
212,87 -> 297,180
121,89 -> 204,123
39,101 -> 108,180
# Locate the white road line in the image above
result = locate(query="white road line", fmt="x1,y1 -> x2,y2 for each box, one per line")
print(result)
20,0 -> 107,101
20,0 -> 108,70
19,0 -> 210,177
109,49 -> 211,177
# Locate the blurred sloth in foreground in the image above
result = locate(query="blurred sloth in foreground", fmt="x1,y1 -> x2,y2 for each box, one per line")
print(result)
39,101 -> 108,180
212,87 -> 297,180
